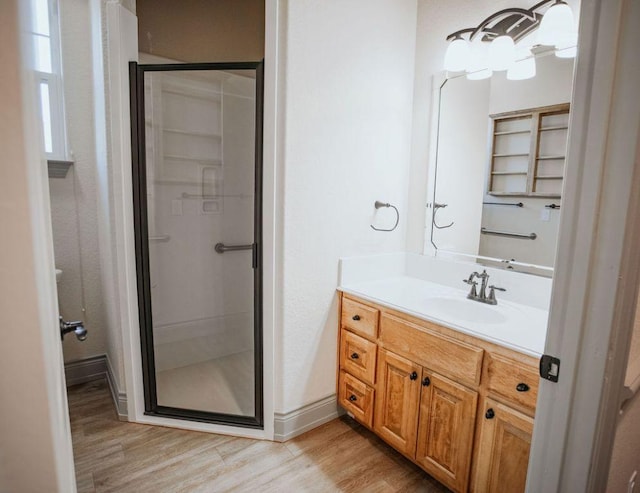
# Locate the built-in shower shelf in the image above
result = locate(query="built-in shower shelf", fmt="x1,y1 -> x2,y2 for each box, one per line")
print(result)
163,154 -> 222,165
162,128 -> 222,139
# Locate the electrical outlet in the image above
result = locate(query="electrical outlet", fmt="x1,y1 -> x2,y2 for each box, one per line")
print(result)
629,470 -> 637,493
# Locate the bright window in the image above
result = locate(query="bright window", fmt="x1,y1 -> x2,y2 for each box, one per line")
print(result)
30,0 -> 68,160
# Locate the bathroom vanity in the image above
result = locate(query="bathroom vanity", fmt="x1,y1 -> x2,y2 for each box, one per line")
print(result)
336,267 -> 548,493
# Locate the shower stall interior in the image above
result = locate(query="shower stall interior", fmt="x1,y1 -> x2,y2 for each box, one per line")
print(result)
129,61 -> 263,428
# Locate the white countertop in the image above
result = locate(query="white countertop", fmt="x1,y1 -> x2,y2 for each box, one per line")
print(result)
339,276 -> 548,357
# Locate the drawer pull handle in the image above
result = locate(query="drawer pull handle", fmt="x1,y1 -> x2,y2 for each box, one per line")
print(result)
485,408 -> 495,420
516,383 -> 530,392
409,371 -> 418,381
352,315 -> 361,321
350,352 -> 359,360
422,377 -> 431,387
349,394 -> 357,402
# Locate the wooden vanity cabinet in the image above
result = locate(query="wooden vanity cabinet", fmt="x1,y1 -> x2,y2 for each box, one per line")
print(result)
373,348 -> 421,456
416,370 -> 478,493
471,398 -> 534,493
337,293 -> 539,493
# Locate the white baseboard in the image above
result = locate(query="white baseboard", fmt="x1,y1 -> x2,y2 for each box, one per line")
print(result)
273,394 -> 340,442
64,354 -> 128,420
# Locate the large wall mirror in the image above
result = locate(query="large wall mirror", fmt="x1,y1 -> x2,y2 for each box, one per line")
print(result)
428,51 -> 575,277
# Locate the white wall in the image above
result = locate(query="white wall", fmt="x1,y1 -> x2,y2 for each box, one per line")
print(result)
52,0 -> 111,366
277,0 -> 417,412
48,0 -> 131,393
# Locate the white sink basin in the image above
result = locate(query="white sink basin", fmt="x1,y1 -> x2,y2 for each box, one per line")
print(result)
420,295 -> 517,325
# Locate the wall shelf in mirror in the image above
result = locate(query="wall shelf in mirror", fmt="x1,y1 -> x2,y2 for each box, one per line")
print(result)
488,103 -> 570,198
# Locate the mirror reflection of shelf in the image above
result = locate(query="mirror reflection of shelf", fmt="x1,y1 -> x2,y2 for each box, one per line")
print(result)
488,103 -> 569,198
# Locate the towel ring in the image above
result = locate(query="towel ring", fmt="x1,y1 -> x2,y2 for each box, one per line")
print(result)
370,201 -> 399,232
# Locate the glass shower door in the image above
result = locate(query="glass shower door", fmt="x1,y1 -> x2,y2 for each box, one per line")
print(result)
130,62 -> 263,428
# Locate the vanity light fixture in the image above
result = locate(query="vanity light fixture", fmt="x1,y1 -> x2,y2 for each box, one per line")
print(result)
537,1 -> 575,46
443,0 -> 577,80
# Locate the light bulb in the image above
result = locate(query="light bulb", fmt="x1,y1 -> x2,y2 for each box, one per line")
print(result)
466,38 -> 492,80
489,35 -> 516,71
444,38 -> 470,72
538,1 -> 575,46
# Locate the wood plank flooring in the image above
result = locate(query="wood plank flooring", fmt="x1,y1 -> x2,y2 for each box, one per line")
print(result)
68,380 -> 450,493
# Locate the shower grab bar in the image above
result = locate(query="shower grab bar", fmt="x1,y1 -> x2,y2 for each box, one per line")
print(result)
483,201 -> 524,207
149,235 -> 171,242
214,242 -> 254,254
481,228 -> 537,240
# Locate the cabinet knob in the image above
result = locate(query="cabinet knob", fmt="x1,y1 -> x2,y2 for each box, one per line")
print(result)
409,371 -> 418,381
422,377 -> 431,387
349,394 -> 357,402
516,383 -> 530,392
350,352 -> 359,360
352,314 -> 361,321
485,408 -> 495,420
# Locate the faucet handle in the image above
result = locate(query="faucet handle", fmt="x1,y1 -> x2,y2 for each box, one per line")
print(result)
486,285 -> 506,305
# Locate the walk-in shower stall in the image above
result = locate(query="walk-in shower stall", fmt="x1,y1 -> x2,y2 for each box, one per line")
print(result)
129,61 -> 263,428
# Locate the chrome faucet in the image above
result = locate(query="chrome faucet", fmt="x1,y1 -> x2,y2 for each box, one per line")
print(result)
463,270 -> 506,305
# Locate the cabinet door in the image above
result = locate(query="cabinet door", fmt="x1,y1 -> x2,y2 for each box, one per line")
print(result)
472,398 -> 534,493
416,371 -> 478,493
373,348 -> 422,456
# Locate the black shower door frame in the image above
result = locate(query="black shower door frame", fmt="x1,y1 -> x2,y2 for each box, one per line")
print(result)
129,60 -> 264,429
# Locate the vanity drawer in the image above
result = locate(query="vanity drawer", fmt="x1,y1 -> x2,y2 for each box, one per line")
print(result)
379,313 -> 484,387
339,371 -> 374,427
341,297 -> 379,340
340,330 -> 377,385
485,353 -> 539,411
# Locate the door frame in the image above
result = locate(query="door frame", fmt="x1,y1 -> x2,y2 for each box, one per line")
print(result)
527,0 -> 640,491
129,61 -> 265,428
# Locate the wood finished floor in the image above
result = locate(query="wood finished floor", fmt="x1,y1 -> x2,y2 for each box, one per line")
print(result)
68,380 -> 450,493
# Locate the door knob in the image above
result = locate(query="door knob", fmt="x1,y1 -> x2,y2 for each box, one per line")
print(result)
60,317 -> 87,341
409,371 -> 418,381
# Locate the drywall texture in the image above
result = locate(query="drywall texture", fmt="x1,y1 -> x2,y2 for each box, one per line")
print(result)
137,0 -> 264,63
278,0 -> 417,412
0,1 -> 61,489
406,0 -> 580,254
53,0 -> 110,363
